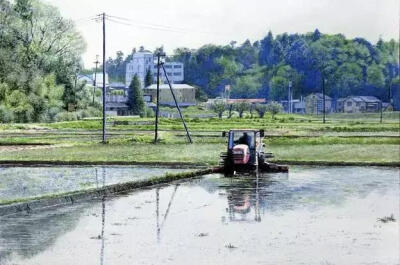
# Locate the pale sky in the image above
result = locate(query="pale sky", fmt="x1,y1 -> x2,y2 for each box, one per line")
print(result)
44,0 -> 399,67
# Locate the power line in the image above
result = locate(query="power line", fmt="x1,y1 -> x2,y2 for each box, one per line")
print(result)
106,14 -> 189,31
104,14 -> 228,36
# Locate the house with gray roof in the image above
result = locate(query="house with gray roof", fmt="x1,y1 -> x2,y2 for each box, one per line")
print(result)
338,96 -> 381,113
305,93 -> 332,114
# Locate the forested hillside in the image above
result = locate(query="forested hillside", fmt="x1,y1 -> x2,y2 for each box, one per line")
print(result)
107,30 -> 399,105
173,30 -> 398,102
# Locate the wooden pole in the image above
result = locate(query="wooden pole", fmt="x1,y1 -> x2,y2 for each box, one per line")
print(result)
102,13 -> 106,144
154,54 -> 160,144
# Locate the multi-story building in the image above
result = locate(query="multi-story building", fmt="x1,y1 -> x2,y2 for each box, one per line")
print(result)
125,50 -> 154,88
152,62 -> 184,84
125,51 -> 184,88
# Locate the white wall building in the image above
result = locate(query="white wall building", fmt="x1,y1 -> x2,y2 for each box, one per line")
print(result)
152,62 -> 184,85
125,51 -> 154,88
125,51 -> 184,88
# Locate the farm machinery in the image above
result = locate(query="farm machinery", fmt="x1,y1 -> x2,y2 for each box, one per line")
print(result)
219,129 -> 288,174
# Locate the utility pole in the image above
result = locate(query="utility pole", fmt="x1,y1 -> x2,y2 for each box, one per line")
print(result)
154,53 -> 161,144
93,55 -> 99,105
322,77 -> 326,124
101,13 -> 106,144
74,66 -> 79,107
380,101 -> 383,123
161,63 -> 192,144
288,81 -> 292,114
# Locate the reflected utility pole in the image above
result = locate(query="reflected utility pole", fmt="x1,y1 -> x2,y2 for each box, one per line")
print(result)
100,167 -> 106,265
156,188 -> 160,242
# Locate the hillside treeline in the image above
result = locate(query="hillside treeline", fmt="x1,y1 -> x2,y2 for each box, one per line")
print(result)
107,30 -> 399,106
173,30 -> 398,103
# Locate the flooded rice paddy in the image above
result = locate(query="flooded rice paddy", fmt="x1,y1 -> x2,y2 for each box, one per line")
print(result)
0,166 -> 193,202
0,166 -> 398,265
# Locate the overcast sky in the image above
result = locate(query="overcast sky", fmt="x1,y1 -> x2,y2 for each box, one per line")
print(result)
44,0 -> 399,67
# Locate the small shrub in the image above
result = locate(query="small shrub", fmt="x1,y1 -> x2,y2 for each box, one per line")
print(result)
55,111 -> 78,122
0,105 -> 14,123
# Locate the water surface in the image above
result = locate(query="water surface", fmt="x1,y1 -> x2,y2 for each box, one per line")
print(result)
0,166 -> 398,265
0,166 -> 192,202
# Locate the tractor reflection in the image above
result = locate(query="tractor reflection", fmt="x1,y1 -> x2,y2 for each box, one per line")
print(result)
223,172 -> 288,223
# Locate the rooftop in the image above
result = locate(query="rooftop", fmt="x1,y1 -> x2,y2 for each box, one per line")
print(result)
227,98 -> 266,104
341,96 -> 381,103
145,84 -> 196,90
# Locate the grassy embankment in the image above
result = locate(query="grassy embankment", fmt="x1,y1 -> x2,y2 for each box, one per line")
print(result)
0,111 -> 398,166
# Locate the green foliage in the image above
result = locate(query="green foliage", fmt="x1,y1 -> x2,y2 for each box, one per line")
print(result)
144,68 -> 153,87
234,102 -> 250,118
110,90 -> 125,95
143,106 -> 155,118
194,85 -> 208,102
210,100 -> 226,118
0,0 -> 86,123
128,74 -> 145,115
255,103 -> 267,118
367,63 -> 385,88
266,101 -> 283,119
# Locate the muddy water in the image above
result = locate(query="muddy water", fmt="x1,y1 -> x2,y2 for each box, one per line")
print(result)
0,166 -> 398,265
0,166 -> 193,202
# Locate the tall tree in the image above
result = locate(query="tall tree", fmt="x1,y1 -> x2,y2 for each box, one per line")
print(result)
144,68 -> 153,87
127,74 -> 145,115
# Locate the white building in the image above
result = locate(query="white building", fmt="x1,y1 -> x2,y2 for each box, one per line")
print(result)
152,61 -> 184,85
125,50 -> 153,88
125,51 -> 184,88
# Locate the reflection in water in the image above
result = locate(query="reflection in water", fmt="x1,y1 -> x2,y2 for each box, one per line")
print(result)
0,166 -> 191,202
155,184 -> 179,242
224,172 -> 288,222
0,201 -> 92,264
99,167 -> 106,265
0,167 -> 397,265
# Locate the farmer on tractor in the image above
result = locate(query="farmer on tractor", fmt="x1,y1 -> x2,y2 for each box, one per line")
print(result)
237,132 -> 251,146
219,129 -> 288,174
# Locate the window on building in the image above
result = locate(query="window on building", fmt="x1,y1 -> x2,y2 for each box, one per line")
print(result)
174,65 -> 182,68
347,101 -> 352,106
356,102 -> 360,106
173,72 -> 181,76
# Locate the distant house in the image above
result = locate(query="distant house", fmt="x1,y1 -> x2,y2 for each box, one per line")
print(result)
77,74 -> 93,85
382,102 -> 393,112
305,93 -> 332,114
338,96 -> 381,113
293,100 -> 306,114
77,73 -> 110,88
143,84 -> 196,107
105,95 -> 129,116
93,73 -> 109,88
280,99 -> 305,114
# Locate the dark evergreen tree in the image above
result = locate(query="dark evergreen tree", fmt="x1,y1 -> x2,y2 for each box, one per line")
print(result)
128,74 -> 145,115
144,68 -> 153,87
